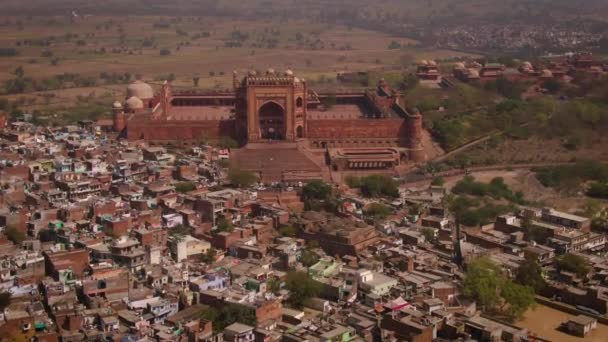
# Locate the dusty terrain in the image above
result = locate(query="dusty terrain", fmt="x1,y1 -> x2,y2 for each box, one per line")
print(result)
0,15 -> 477,109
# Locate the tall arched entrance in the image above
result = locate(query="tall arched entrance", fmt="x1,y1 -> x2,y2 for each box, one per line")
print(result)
259,102 -> 285,140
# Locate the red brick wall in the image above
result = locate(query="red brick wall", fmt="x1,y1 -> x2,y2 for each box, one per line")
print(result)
127,119 -> 235,142
307,118 -> 405,140
45,249 -> 90,279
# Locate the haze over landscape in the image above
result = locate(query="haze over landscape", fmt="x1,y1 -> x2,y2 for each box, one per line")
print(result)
0,1 -> 607,342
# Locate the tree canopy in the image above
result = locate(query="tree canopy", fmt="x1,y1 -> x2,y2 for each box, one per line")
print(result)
463,257 -> 503,309
198,303 -> 256,332
175,181 -> 196,193
464,257 -> 535,321
347,174 -> 399,198
285,271 -> 321,308
5,227 -> 25,245
228,168 -> 257,188
301,180 -> 332,201
364,202 -> 392,220
556,253 -> 590,278
515,259 -> 545,293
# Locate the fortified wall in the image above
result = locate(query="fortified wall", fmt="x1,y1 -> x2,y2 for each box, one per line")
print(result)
114,72 -> 425,162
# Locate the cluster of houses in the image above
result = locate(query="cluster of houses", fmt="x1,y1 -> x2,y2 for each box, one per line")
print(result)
0,119 -> 605,341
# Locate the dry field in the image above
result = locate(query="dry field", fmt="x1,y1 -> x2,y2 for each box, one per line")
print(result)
0,15 -> 477,109
519,304 -> 608,342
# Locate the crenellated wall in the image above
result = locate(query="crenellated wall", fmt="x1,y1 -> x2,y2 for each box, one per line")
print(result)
306,118 -> 407,148
127,119 -> 235,144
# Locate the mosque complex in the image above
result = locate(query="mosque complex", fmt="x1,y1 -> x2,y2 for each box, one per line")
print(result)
111,69 -> 427,182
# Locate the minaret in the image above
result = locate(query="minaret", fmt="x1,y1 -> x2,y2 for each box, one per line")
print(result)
160,81 -> 171,119
112,101 -> 126,132
406,108 -> 425,162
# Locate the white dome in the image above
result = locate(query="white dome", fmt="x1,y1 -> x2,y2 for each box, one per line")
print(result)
112,101 -> 123,109
522,61 -> 533,68
285,69 -> 294,76
125,96 -> 144,109
541,69 -> 553,77
428,60 -> 437,66
454,62 -> 466,69
127,80 -> 154,100
248,70 -> 257,76
420,59 -> 429,65
266,68 -> 275,75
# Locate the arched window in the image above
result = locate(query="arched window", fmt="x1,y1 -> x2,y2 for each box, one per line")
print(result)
296,97 -> 303,108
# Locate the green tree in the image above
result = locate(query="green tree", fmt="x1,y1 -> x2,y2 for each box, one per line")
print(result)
278,225 -> 297,237
364,203 -> 392,219
216,218 -> 234,233
301,249 -> 320,267
175,181 -> 196,193
267,277 -> 281,295
302,180 -> 332,201
228,168 -> 257,188
515,259 -> 545,293
171,224 -> 191,242
501,281 -> 536,320
556,254 -> 590,278
285,271 -> 321,308
344,175 -> 361,188
359,174 -> 399,198
199,304 -> 256,331
201,248 -> 217,264
5,227 -> 25,245
431,176 -> 445,186
463,257 -> 503,309
218,136 -> 238,149
422,228 -> 435,242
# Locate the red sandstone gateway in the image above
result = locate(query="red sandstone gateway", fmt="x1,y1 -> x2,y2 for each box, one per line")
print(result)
113,70 -> 425,181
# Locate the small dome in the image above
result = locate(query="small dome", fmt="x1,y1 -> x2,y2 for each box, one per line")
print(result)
454,62 -> 466,69
125,96 -> 144,109
294,77 -> 301,83
541,69 -> 553,77
112,101 -> 123,109
127,80 -> 154,100
248,70 -> 257,76
285,69 -> 294,76
420,59 -> 429,65
522,61 -> 533,68
428,60 -> 437,66
266,68 -> 275,75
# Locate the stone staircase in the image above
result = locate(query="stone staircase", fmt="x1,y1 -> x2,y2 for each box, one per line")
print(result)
231,143 -> 324,183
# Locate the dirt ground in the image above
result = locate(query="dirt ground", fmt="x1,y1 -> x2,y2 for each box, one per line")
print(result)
426,168 -> 598,213
455,135 -> 608,166
519,304 -> 608,342
0,15 -> 479,108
